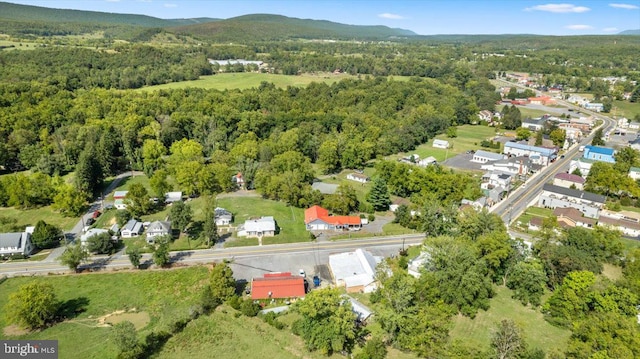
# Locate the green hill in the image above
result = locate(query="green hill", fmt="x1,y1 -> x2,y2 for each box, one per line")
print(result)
0,1 -> 218,27
173,13 -> 417,41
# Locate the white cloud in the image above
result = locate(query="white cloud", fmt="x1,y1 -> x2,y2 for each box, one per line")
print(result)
609,3 -> 640,9
603,27 -> 619,32
565,24 -> 593,30
164,3 -> 177,7
525,4 -> 591,13
378,13 -> 405,20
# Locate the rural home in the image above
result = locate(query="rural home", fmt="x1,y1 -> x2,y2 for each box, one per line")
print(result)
113,191 -> 128,199
346,173 -> 370,184
583,145 -> 615,163
481,156 -> 535,177
503,142 -> 556,166
629,138 -> 640,151
432,139 -> 450,149
553,173 -> 585,190
329,248 -> 381,293
481,171 -> 513,191
597,216 -> 640,237
389,197 -> 411,212
232,172 -> 245,189
478,110 -> 493,122
471,150 -> 506,163
80,228 -> 109,245
0,231 -> 33,258
164,192 -> 183,203
214,208 -> 233,226
237,216 -> 276,238
250,272 -> 306,300
146,221 -> 172,244
460,197 -> 488,211
304,205 -> 362,231
521,118 -> 546,131
113,190 -> 128,210
629,167 -> 640,180
568,158 -> 595,178
537,183 -> 606,219
407,252 -> 431,278
553,207 -> 595,229
121,219 -> 143,238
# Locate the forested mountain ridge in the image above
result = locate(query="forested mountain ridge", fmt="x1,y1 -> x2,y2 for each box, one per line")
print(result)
0,1 -> 219,27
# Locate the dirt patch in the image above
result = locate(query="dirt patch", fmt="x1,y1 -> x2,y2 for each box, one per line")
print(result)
3,324 -> 30,336
101,310 -> 150,330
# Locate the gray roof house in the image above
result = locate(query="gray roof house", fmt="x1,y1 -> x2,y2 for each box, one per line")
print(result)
237,217 -> 276,238
538,183 -> 606,219
0,232 -> 34,258
214,208 -> 233,226
146,221 -> 172,244
121,219 -> 144,238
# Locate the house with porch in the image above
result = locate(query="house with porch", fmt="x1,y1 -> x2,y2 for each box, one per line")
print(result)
214,208 -> 233,226
237,217 -> 276,238
554,207 -> 595,229
0,231 -> 33,258
346,173 -> 370,184
146,221 -> 172,244
121,219 -> 144,238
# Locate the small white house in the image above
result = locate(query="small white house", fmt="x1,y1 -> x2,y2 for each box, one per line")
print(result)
432,139 -> 450,149
0,231 -> 34,258
237,217 -> 276,238
472,150 -> 506,163
346,173 -> 370,184
146,221 -> 172,244
215,208 -> 233,226
80,228 -> 109,246
164,192 -> 183,203
121,219 -> 143,238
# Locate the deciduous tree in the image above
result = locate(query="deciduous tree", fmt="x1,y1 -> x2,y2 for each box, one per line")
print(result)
58,242 -> 89,272
169,201 -> 193,233
4,282 -> 59,330
491,320 -> 527,359
209,262 -> 236,305
125,183 -> 153,217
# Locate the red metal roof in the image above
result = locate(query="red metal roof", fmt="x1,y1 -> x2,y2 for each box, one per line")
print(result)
304,205 -> 361,226
554,172 -> 585,183
251,274 -> 305,300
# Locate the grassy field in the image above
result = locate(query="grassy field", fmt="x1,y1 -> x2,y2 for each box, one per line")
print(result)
214,196 -> 309,247
139,72 -> 355,91
612,100 -> 640,120
512,207 -> 554,232
0,267 -> 210,358
450,286 -> 571,355
0,206 -> 78,231
388,124 -> 498,163
319,167 -> 377,203
497,104 -> 563,119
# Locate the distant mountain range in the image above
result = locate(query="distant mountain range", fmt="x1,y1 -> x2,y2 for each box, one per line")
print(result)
0,1 -> 416,41
618,29 -> 640,35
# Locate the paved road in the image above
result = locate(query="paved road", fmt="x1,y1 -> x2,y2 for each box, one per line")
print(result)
0,234 -> 425,277
490,79 -> 618,224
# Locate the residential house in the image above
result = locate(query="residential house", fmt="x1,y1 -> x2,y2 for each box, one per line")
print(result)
597,216 -> 640,237
0,231 -> 33,258
481,156 -> 535,177
214,208 -> 233,226
538,183 -> 606,219
80,228 -> 109,245
521,118 -> 546,131
146,221 -> 172,244
570,116 -> 595,129
346,173 -> 370,184
113,190 -> 128,210
557,124 -> 584,141
584,103 -> 604,112
528,217 -> 543,231
481,171 -> 513,191
460,197 -> 488,211
407,252 -> 431,278
417,156 -> 437,167
629,138 -> 640,151
503,142 -> 557,166
583,145 -> 616,163
629,122 -> 640,130
478,110 -> 493,122
232,172 -> 245,189
164,192 -> 183,203
389,197 -> 411,212
113,191 -> 128,199
304,205 -> 361,231
250,272 -> 305,300
311,182 -> 339,194
237,217 -> 276,238
432,139 -> 450,149
569,158 -> 596,178
345,296 -> 373,323
553,173 -> 585,190
329,249 -> 381,293
567,94 -> 587,106
629,167 -> 640,180
121,219 -> 143,238
471,150 -> 506,163
554,207 -> 595,229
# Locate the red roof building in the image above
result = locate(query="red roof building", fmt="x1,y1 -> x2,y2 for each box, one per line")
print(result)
251,272 -> 305,300
304,205 -> 361,231
553,172 -> 585,190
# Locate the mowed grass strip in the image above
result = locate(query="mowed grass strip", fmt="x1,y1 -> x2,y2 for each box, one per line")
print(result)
138,72 -> 355,91
0,206 -> 78,231
0,266 -> 210,358
450,286 -> 571,355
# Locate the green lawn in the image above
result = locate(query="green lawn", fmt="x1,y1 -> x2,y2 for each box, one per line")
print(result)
389,124 -> 498,162
320,168 -> 377,203
612,100 -> 640,120
450,286 -> 571,355
107,174 -> 153,200
139,72 -> 355,91
512,207 -> 554,232
0,267 -> 210,358
213,196 -> 309,247
0,206 -> 78,231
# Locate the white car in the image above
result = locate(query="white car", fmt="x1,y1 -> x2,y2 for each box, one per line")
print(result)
299,269 -> 306,277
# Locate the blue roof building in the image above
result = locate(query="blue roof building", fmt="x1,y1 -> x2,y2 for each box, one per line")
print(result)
583,145 -> 615,163
503,141 -> 557,166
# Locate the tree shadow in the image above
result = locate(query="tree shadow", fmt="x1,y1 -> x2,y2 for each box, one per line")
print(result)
235,279 -> 249,296
139,258 -> 153,270
140,331 -> 172,359
170,251 -> 192,263
57,297 -> 89,321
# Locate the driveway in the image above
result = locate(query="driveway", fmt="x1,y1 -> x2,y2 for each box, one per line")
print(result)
442,152 -> 484,171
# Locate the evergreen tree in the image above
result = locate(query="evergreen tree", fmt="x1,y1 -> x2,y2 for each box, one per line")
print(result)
202,197 -> 220,247
74,146 -> 104,196
367,177 -> 391,211
591,128 -> 605,146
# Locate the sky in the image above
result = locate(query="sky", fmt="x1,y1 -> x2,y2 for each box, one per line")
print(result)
6,0 -> 640,35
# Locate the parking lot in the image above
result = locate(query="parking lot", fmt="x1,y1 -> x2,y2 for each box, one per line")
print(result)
442,152 -> 484,171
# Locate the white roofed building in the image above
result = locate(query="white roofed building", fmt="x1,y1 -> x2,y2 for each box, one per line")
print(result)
329,249 -> 382,293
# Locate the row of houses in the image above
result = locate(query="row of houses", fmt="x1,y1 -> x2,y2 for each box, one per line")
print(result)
113,191 -> 183,210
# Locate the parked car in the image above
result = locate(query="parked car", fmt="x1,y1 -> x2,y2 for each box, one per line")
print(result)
92,210 -> 101,219
85,217 -> 95,226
